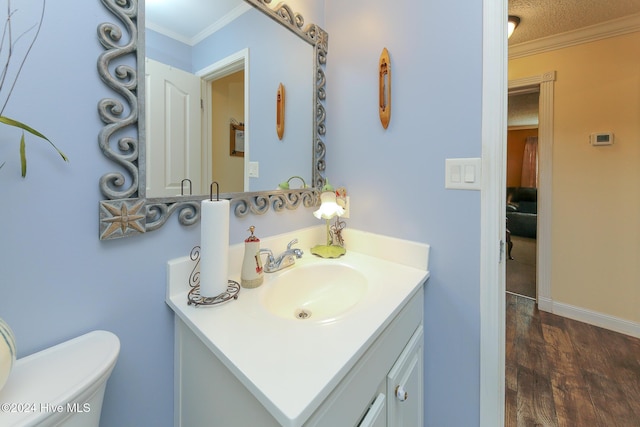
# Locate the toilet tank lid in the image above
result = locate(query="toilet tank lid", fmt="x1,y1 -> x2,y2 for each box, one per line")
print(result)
0,330 -> 120,424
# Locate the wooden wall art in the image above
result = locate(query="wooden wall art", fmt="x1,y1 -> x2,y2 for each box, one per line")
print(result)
276,83 -> 285,139
379,48 -> 391,129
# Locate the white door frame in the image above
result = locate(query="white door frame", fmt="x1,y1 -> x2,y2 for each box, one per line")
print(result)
479,0 -> 507,425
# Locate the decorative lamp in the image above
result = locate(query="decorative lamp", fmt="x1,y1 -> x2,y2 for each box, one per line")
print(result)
311,180 -> 346,258
508,16 -> 520,39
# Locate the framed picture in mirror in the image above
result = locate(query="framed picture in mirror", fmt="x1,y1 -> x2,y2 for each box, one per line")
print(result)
230,122 -> 245,157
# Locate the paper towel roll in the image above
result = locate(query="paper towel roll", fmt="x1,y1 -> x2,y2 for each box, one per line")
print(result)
200,199 -> 230,297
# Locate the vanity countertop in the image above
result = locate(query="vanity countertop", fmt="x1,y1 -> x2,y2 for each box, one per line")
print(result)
166,227 -> 429,427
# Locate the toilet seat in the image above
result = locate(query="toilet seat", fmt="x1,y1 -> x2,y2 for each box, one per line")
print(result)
0,330 -> 120,426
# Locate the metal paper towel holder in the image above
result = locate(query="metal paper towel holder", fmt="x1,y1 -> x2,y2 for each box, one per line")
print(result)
187,245 -> 240,307
188,182 -> 239,307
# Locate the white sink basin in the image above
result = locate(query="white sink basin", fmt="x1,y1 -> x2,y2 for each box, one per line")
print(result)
262,263 -> 368,321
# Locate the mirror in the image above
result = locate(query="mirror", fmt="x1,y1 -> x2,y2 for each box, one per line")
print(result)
97,0 -> 327,240
145,0 -> 314,196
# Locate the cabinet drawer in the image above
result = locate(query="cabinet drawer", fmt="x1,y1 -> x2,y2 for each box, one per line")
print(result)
358,393 -> 386,427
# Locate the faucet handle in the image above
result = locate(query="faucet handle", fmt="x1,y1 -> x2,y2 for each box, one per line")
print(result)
260,248 -> 274,262
287,239 -> 304,259
286,239 -> 299,250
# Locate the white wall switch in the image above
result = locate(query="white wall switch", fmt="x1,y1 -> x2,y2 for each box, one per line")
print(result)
248,161 -> 259,178
450,165 -> 462,183
464,164 -> 476,182
445,158 -> 482,190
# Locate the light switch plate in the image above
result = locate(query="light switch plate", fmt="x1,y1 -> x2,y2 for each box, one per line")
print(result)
445,158 -> 482,190
248,161 -> 259,178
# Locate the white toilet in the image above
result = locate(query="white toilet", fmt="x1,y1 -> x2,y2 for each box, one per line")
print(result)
0,330 -> 120,427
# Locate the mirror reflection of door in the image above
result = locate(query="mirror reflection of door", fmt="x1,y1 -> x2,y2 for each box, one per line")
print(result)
145,58 -> 202,197
145,59 -> 246,197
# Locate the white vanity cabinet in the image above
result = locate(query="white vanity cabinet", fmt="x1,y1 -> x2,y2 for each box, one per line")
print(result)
167,227 -> 430,427
174,287 -> 424,427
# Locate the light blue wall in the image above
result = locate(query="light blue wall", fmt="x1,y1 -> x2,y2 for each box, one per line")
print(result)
0,1 -> 484,426
324,0 -> 483,426
0,1 -> 317,426
146,29 -> 192,71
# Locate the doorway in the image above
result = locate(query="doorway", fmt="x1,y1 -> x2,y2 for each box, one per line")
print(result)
145,50 -> 249,197
507,73 -> 555,311
197,48 -> 249,194
505,90 -> 539,300
209,70 -> 245,193
476,4 -> 556,417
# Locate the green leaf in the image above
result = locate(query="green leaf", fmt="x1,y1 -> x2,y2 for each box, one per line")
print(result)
20,133 -> 27,178
0,116 -> 69,162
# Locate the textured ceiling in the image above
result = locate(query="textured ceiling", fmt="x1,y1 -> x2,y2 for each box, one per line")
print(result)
508,0 -> 640,45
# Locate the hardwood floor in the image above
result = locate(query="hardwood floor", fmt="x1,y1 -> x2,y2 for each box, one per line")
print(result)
505,293 -> 640,426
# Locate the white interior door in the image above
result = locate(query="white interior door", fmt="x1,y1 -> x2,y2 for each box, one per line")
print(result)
145,58 -> 202,197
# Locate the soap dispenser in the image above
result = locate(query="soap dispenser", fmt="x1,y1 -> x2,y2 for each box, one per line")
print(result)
241,226 -> 264,288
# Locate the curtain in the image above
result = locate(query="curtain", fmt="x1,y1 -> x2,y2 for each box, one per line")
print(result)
521,136 -> 538,188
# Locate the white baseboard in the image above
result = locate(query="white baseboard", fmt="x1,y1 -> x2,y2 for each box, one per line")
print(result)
537,296 -> 553,313
538,299 -> 640,339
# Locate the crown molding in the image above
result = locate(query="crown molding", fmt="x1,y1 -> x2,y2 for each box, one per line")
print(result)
146,3 -> 252,46
191,3 -> 252,46
509,13 -> 640,59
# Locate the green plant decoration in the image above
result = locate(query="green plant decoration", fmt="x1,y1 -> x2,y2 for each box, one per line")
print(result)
1,0 -> 67,177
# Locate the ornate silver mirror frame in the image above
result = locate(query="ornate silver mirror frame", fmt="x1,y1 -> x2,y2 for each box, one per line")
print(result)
97,0 -> 327,240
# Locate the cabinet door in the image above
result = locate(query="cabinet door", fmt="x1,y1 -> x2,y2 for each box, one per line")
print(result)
387,326 -> 423,426
358,393 -> 386,427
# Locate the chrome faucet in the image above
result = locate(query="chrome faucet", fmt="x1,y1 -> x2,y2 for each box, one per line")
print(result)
260,239 -> 304,273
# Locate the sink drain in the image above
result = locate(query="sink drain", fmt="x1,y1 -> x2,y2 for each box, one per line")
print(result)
294,308 -> 312,320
